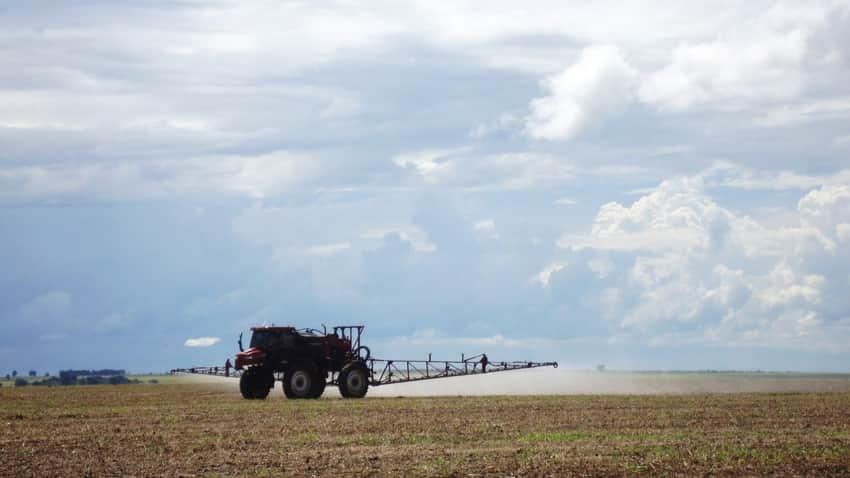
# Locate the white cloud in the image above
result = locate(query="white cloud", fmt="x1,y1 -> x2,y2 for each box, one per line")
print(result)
549,170 -> 850,351
184,337 -> 221,348
639,6 -> 810,110
559,177 -> 729,252
474,219 -> 499,239
755,97 -> 850,127
392,147 -> 468,184
638,2 -> 849,112
535,263 -> 567,287
303,242 -> 352,257
474,219 -> 495,231
710,164 -> 850,191
0,151 -> 319,202
361,228 -> 437,253
410,1 -> 752,74
525,45 -> 637,141
469,113 -> 520,139
392,149 -> 573,191
639,32 -> 807,110
798,184 -> 850,236
756,264 -> 825,308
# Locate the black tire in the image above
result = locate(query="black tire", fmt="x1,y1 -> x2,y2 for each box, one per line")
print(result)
283,361 -> 318,399
310,371 -> 327,399
252,381 -> 270,399
240,368 -> 271,400
239,372 -> 254,399
338,362 -> 369,399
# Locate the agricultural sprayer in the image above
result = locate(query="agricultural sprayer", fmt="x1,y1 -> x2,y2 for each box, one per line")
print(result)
171,325 -> 557,399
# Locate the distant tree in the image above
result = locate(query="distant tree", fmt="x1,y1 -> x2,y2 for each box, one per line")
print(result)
83,376 -> 104,385
14,378 -> 28,387
109,375 -> 129,385
28,370 -> 37,377
44,372 -> 50,377
59,370 -> 77,386
4,374 -> 9,380
597,364 -> 606,372
11,370 -> 17,378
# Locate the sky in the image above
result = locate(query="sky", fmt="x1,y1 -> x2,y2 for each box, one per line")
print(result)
2,0 -> 850,374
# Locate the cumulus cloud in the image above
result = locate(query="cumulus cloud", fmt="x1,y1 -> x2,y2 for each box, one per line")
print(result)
798,184 -> 850,236
525,46 -> 637,140
184,337 -> 221,348
639,31 -> 807,110
638,2 -> 849,111
559,177 -> 730,252
549,172 -> 850,351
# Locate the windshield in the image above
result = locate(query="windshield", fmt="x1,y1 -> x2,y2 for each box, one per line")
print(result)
249,331 -> 270,349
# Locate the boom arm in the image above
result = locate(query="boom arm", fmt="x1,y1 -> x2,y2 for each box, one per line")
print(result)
365,357 -> 557,386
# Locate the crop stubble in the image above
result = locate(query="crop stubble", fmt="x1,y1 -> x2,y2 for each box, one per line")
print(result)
1,384 -> 849,476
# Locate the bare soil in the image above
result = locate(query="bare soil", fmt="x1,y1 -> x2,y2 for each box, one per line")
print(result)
1,382 -> 849,477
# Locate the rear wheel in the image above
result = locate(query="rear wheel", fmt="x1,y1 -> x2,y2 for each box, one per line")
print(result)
240,368 -> 272,400
338,362 -> 369,399
283,362 -> 318,399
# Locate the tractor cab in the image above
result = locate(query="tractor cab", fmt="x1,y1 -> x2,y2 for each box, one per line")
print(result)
234,326 -> 295,369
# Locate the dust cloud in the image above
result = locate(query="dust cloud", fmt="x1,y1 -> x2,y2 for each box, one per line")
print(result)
186,368 -> 850,397
369,369 -> 850,396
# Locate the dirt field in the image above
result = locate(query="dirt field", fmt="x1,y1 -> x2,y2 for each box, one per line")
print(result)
2,378 -> 849,476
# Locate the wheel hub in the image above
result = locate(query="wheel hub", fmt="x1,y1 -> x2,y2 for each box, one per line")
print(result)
346,370 -> 366,395
291,370 -> 311,395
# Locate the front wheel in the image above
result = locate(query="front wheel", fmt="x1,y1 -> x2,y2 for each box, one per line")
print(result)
338,362 -> 369,399
240,368 -> 272,400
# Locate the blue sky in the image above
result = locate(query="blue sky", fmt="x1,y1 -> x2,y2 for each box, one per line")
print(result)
2,1 -> 849,373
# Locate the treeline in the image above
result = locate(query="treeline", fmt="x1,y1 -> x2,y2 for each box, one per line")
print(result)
58,369 -> 127,385
11,369 -> 143,387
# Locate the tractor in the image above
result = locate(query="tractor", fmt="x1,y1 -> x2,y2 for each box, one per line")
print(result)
234,325 -> 370,399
